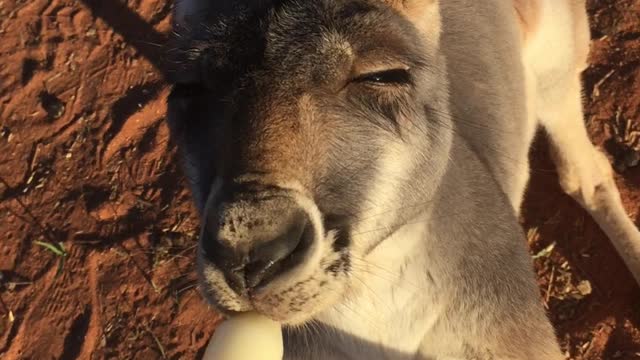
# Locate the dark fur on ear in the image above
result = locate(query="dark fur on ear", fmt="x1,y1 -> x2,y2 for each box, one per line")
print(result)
173,0 -> 287,28
173,0 -> 209,27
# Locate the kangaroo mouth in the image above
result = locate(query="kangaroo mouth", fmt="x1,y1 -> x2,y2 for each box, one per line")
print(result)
196,185 -> 353,324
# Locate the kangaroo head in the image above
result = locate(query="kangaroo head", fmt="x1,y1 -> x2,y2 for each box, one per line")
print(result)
167,0 -> 452,324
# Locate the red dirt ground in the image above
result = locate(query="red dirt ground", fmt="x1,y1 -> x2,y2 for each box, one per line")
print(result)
0,0 -> 638,359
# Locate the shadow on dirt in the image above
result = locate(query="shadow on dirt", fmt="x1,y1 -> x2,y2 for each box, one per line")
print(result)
79,0 -> 171,79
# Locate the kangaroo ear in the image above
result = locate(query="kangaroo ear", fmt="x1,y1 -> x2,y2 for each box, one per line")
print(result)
384,0 -> 437,11
382,0 -> 441,41
174,0 -> 210,28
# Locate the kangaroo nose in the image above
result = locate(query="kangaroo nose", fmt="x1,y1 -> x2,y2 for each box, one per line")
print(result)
201,197 -> 314,293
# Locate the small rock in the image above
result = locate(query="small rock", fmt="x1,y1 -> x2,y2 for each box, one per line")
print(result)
613,160 -> 627,173
0,126 -> 10,139
577,280 -> 592,296
38,91 -> 65,120
624,149 -> 639,168
613,146 -> 640,173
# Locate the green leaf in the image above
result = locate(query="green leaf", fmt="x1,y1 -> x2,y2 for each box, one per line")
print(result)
57,242 -> 67,255
55,257 -> 66,277
34,241 -> 65,257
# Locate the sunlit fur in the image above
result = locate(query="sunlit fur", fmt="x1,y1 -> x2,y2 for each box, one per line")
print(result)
167,0 -> 640,358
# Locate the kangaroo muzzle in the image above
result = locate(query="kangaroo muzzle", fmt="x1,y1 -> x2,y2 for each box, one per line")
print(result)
200,182 -> 317,295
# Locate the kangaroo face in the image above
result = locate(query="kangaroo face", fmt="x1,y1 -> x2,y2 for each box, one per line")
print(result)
167,0 -> 451,324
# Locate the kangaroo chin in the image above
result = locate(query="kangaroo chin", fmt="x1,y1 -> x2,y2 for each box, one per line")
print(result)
166,0 -> 640,358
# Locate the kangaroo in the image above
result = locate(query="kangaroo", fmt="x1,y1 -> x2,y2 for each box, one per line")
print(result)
166,0 -> 640,358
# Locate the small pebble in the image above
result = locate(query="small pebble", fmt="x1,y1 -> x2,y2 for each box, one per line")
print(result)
613,147 -> 640,173
624,149 -> 639,168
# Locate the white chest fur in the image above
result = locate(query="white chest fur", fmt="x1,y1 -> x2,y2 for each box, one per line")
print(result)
316,220 -> 441,357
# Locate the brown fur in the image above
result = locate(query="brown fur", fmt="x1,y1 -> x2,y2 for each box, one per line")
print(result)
229,94 -> 315,189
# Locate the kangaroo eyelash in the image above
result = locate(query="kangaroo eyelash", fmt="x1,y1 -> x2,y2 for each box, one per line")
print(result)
353,68 -> 412,85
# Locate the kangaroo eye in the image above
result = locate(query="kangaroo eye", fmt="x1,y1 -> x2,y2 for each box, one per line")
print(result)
354,69 -> 411,85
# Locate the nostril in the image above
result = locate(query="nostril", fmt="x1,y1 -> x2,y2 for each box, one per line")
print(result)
200,197 -> 317,294
245,217 -> 315,289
